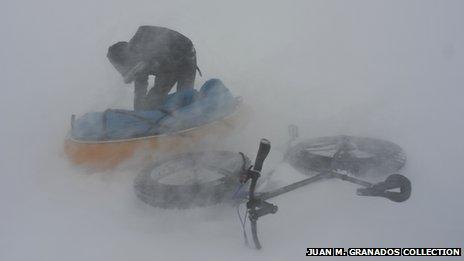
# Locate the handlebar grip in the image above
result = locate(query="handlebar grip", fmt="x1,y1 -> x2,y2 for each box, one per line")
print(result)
253,139 -> 271,172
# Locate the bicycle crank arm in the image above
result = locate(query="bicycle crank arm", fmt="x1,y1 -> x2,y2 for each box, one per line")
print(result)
248,199 -> 278,220
248,199 -> 278,250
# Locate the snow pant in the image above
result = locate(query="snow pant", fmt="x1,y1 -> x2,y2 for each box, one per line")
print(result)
133,61 -> 196,111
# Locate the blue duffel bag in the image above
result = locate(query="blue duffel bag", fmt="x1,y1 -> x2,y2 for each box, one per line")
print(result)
71,79 -> 236,141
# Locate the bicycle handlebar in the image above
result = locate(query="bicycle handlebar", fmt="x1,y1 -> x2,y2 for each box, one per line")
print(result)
253,139 -> 271,172
246,138 -> 277,249
244,138 -> 411,250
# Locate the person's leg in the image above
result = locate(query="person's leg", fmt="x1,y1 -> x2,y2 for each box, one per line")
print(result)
145,73 -> 177,110
133,74 -> 148,111
176,56 -> 197,91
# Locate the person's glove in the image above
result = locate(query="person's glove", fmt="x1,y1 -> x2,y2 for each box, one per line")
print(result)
123,61 -> 148,84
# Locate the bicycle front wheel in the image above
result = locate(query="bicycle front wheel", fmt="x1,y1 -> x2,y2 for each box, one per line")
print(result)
134,151 -> 250,209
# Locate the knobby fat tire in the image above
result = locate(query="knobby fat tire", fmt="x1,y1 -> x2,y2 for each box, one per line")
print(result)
134,151 -> 250,209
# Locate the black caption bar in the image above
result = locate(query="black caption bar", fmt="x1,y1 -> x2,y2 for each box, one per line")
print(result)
306,248 -> 462,256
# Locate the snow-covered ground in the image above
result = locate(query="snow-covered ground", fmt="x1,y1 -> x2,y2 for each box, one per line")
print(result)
1,1 -> 463,260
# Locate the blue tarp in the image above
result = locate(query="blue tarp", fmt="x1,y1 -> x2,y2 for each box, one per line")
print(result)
71,79 -> 237,141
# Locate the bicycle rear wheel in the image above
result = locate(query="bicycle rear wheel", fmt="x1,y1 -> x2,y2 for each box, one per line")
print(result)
285,136 -> 406,177
134,151 -> 250,209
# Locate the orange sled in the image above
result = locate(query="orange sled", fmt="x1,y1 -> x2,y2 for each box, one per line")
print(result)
64,98 -> 248,171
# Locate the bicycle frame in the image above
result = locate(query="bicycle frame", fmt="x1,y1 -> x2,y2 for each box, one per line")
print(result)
239,138 -> 411,249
